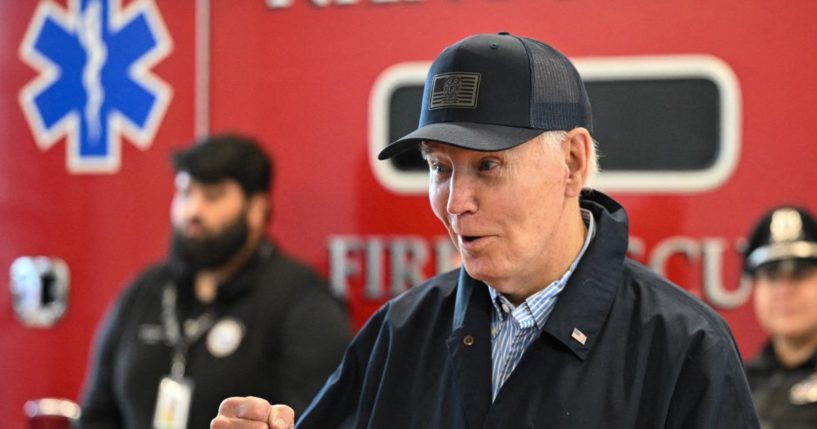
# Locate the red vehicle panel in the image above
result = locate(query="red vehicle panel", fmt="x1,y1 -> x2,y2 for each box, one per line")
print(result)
1,1 -> 815,427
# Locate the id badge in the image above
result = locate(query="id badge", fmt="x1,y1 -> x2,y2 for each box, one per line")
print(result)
153,376 -> 194,429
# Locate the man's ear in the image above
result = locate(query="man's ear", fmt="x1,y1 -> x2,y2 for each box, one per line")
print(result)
563,127 -> 591,197
247,194 -> 270,232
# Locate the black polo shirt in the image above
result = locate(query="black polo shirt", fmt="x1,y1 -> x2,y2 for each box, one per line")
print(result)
77,241 -> 351,429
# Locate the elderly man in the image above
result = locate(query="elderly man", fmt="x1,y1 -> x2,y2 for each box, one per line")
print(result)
744,206 -> 817,428
211,33 -> 759,428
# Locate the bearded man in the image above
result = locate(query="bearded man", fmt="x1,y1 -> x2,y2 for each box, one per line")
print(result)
77,134 -> 350,429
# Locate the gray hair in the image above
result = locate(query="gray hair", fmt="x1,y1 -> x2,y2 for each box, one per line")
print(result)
538,130 -> 599,189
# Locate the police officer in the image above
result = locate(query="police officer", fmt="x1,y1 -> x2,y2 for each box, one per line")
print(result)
744,206 -> 817,429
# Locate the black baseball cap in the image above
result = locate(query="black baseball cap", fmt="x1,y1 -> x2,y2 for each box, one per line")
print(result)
743,206 -> 817,275
378,32 -> 593,160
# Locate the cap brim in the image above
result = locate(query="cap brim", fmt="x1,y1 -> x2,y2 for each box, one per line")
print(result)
378,122 -> 544,160
745,241 -> 817,272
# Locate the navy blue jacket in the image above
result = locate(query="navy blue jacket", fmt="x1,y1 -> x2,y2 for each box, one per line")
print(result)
746,343 -> 817,429
297,191 -> 759,428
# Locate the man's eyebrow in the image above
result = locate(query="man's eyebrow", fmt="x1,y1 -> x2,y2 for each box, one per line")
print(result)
419,142 -> 435,159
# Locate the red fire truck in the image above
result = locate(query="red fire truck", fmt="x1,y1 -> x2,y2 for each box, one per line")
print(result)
1,0 -> 815,427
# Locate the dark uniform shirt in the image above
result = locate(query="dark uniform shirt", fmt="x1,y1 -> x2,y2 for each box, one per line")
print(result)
746,343 -> 817,429
296,191 -> 759,429
77,241 -> 351,429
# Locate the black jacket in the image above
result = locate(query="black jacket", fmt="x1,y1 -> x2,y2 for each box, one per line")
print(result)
77,241 -> 351,429
297,191 -> 759,428
746,343 -> 817,429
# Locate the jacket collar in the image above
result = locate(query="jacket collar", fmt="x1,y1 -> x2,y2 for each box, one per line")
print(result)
172,239 -> 276,308
749,341 -> 817,373
542,190 -> 628,360
451,190 -> 629,361
215,239 -> 275,304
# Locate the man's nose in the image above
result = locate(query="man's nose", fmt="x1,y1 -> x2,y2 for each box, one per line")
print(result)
446,172 -> 477,215
178,192 -> 204,221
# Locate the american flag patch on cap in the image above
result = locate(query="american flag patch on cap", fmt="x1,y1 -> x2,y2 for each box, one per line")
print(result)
429,72 -> 480,110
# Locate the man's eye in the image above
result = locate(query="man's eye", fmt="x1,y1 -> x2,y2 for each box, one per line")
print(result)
478,160 -> 498,171
203,189 -> 225,201
793,265 -> 817,281
429,162 -> 450,174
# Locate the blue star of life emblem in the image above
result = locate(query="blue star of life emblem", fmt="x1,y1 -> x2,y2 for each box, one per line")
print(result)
19,0 -> 173,173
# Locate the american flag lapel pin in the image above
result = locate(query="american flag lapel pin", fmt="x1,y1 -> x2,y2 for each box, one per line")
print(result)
571,328 -> 587,345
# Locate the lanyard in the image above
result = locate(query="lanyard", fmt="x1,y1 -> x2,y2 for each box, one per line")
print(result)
161,282 -> 217,379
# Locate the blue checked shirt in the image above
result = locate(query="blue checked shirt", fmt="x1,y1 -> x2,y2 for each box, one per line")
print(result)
488,209 -> 596,400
